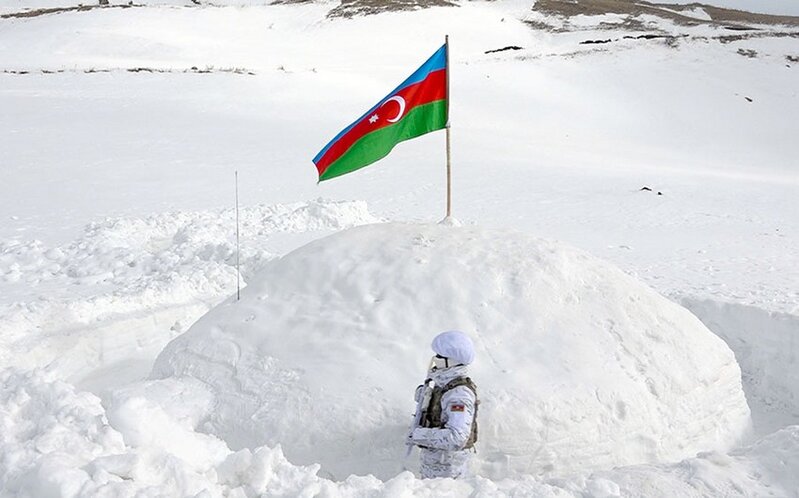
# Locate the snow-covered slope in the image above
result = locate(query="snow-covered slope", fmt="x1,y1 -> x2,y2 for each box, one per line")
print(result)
652,0 -> 799,16
152,222 -> 750,480
2,0 -> 796,314
1,0 -> 797,496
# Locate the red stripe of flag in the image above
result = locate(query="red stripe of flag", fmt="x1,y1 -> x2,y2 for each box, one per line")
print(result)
315,68 -> 447,173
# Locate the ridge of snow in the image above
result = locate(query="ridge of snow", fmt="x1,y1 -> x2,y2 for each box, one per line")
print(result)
0,199 -> 380,391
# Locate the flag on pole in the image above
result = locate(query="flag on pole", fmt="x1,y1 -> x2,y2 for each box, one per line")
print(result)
312,44 -> 448,182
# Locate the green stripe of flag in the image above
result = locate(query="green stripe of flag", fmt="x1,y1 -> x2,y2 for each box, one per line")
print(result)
319,100 -> 447,182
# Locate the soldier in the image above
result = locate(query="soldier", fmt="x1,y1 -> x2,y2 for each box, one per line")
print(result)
408,330 -> 478,479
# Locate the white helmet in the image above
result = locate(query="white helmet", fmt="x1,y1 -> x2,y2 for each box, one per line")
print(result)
431,330 -> 475,367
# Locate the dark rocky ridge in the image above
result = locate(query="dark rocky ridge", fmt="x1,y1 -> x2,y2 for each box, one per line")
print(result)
533,0 -> 799,27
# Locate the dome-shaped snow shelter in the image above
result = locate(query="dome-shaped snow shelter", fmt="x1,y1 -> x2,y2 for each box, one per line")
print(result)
152,223 -> 750,480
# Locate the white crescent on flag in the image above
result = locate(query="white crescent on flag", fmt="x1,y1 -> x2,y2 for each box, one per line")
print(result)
381,96 -> 406,123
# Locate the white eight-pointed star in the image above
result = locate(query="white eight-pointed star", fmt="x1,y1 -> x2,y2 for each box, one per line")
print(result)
369,114 -> 379,124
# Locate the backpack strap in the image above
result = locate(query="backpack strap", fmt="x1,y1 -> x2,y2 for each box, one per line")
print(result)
443,376 -> 477,395
438,377 -> 479,449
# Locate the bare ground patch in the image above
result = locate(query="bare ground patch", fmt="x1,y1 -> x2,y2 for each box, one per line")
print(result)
533,0 -> 799,28
716,30 -> 799,43
0,3 -> 137,19
327,0 -> 456,18
2,66 -> 257,75
527,0 -> 799,49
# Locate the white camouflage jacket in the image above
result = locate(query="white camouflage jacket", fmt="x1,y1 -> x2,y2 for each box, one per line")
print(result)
410,365 -> 476,479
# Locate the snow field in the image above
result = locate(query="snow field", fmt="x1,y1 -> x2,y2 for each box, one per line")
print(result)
2,2 -> 797,313
1,0 -> 798,496
1,202 -> 794,496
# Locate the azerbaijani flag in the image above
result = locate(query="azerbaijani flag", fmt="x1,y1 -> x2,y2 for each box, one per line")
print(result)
312,44 -> 448,182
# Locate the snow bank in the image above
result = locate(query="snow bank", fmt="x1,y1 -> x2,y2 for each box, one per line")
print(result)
2,366 -> 793,497
152,222 -> 751,480
681,298 -> 799,436
0,199 -> 380,392
0,199 -> 377,298
0,367 -> 335,497
0,368 -> 125,496
569,426 -> 799,498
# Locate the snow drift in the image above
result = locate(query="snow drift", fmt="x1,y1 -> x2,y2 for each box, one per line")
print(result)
2,366 -> 793,497
681,298 -> 799,435
152,222 -> 750,480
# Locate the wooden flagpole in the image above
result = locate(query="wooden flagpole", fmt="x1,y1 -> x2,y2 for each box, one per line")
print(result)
445,35 -> 452,219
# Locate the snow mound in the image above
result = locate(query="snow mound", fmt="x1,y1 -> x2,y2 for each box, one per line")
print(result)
152,223 -> 750,480
0,368 -> 125,494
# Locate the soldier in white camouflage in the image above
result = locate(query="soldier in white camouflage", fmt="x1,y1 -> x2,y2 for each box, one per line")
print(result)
408,330 -> 478,479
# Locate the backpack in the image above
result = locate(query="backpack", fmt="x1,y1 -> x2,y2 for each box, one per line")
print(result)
422,377 -> 478,449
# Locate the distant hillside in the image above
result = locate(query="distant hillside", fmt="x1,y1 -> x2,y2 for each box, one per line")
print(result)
534,0 -> 799,27
4,0 -> 799,24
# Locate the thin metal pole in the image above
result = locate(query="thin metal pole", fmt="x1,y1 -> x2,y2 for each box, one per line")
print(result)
235,170 -> 241,301
445,35 -> 452,218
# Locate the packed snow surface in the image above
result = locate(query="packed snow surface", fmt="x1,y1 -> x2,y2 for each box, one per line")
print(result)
153,222 -> 751,480
1,0 -> 798,496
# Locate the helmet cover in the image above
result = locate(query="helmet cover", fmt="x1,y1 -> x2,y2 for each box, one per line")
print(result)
431,330 -> 475,366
